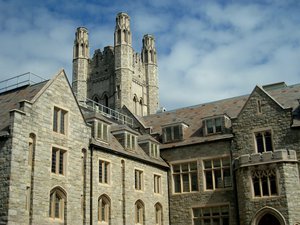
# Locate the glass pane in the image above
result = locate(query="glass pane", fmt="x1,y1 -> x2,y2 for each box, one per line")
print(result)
59,151 -> 64,174
253,177 -> 261,196
104,162 -> 108,183
205,171 -> 213,190
60,111 -> 65,134
212,207 -> 219,216
222,218 -> 230,225
206,120 -> 214,134
265,132 -> 273,151
53,108 -> 58,132
212,218 -> 220,225
256,133 -> 264,153
190,161 -> 197,171
202,208 -> 210,217
99,161 -> 103,183
193,208 -> 201,218
204,160 -> 212,169
182,174 -> 190,192
204,219 -> 211,225
223,168 -> 232,187
215,169 -> 222,188
213,159 -> 221,168
191,172 -> 198,191
51,150 -> 56,173
215,117 -> 222,132
181,163 -> 188,172
174,174 -> 181,193
55,195 -> 60,218
173,126 -> 180,140
262,177 -> 269,196
270,175 -> 277,195
165,127 -> 172,142
173,164 -> 180,173
221,206 -> 229,215
193,219 -> 201,225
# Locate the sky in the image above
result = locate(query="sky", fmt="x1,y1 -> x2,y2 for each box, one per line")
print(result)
0,0 -> 300,110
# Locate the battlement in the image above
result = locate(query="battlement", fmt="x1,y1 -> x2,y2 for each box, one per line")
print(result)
235,149 -> 298,169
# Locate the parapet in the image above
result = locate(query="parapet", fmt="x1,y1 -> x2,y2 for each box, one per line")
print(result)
235,149 -> 298,169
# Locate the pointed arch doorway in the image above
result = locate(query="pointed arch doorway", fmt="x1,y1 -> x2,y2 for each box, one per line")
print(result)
258,213 -> 281,225
251,207 -> 286,225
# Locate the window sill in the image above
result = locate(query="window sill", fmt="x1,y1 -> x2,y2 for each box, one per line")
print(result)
203,187 -> 233,192
172,191 -> 199,195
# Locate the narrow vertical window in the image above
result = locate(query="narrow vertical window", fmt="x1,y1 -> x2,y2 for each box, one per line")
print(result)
99,160 -> 110,184
49,188 -> 66,220
51,148 -> 66,175
255,130 -> 273,153
53,107 -> 68,135
135,200 -> 144,225
135,169 -> 143,190
155,203 -> 163,225
154,175 -> 161,194
98,195 -> 110,224
25,186 -> 31,211
257,100 -> 262,114
252,169 -> 278,197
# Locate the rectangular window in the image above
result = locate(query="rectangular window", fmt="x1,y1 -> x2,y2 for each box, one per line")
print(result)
97,122 -> 109,142
135,169 -> 143,190
51,147 -> 66,175
203,157 -> 231,190
192,205 -> 229,225
162,125 -> 182,143
172,161 -> 198,193
53,107 -> 68,134
154,174 -> 161,194
99,160 -> 110,184
205,117 -> 223,135
126,133 -> 136,150
150,143 -> 159,158
252,169 -> 278,197
255,130 -> 273,153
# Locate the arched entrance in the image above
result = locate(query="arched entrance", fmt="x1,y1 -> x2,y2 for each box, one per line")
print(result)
258,213 -> 281,225
251,207 -> 286,225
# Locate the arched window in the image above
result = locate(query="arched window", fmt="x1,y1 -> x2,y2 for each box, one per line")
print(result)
28,133 -> 36,166
117,30 -> 121,44
93,96 -> 100,104
98,195 -> 110,224
124,30 -> 127,43
135,200 -> 144,225
139,99 -> 143,116
155,203 -> 163,225
133,95 -> 138,115
49,187 -> 66,220
81,43 -> 85,56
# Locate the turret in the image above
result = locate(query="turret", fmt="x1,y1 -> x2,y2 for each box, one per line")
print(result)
142,34 -> 159,114
72,27 -> 89,103
114,13 -> 133,111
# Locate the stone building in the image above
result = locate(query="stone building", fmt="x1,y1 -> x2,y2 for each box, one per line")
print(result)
1,12 -> 300,225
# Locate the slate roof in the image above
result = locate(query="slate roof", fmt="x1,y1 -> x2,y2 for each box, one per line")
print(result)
142,83 -> 300,149
0,81 -> 48,133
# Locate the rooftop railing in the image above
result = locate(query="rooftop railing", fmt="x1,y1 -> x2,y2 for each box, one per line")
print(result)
0,72 -> 46,93
79,97 -> 134,127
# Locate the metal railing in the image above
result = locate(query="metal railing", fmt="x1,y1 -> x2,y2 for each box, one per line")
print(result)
79,97 -> 134,127
0,72 -> 46,93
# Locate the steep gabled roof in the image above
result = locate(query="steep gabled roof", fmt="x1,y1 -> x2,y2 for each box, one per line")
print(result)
141,82 -> 300,148
0,81 -> 48,132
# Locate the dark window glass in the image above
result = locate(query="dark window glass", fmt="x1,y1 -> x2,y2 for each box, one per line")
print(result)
256,133 -> 264,153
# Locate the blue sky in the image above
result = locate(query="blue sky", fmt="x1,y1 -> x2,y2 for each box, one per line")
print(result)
1,0 -> 300,110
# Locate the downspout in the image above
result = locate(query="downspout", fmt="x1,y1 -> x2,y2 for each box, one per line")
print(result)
230,140 -> 240,225
90,146 -> 93,225
29,136 -> 36,225
121,160 -> 126,225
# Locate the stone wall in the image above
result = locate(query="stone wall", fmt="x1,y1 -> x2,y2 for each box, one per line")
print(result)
161,140 -> 238,225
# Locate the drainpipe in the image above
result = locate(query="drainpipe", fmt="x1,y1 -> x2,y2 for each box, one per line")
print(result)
90,147 -> 93,225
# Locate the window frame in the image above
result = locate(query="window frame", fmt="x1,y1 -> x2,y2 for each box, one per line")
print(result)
202,156 -> 232,191
135,200 -> 144,225
171,161 -> 198,194
125,132 -> 137,150
135,169 -> 144,191
155,203 -> 163,225
53,106 -> 68,135
51,147 -> 67,176
98,195 -> 110,224
154,174 -> 162,194
204,117 -> 223,135
254,129 -> 274,153
251,168 -> 278,198
96,121 -> 109,142
192,204 -> 230,225
162,125 -> 183,143
99,159 -> 110,185
49,188 -> 66,221
150,142 -> 160,158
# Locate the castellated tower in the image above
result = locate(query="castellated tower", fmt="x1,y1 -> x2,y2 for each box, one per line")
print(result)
72,12 -> 159,116
72,27 -> 89,103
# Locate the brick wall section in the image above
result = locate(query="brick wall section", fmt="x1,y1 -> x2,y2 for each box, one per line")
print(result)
161,140 -> 238,225
7,72 -> 91,225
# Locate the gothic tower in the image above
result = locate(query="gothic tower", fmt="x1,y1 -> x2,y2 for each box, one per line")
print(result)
72,27 -> 89,103
142,34 -> 159,115
114,12 -> 133,111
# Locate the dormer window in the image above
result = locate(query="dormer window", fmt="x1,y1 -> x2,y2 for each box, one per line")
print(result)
203,115 -> 231,136
162,123 -> 188,143
96,121 -> 109,142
